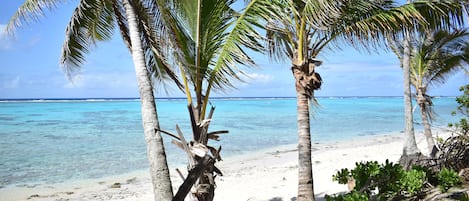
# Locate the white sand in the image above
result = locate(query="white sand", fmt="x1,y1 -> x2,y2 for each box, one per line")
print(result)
1,130 -> 447,201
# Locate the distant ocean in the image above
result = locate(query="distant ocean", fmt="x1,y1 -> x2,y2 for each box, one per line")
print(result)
0,97 -> 461,189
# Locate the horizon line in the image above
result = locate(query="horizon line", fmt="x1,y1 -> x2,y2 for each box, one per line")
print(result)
0,95 -> 457,101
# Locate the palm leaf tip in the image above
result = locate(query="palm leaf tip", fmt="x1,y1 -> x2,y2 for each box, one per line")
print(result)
6,0 -> 64,35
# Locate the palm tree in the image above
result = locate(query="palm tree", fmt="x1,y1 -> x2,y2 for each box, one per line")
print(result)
393,29 -> 469,157
265,0 -> 468,200
391,0 -> 468,164
401,27 -> 421,159
6,0 -> 179,200
267,0 -> 428,201
151,0 -> 275,200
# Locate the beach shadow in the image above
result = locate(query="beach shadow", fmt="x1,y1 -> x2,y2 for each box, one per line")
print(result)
267,193 -> 339,201
268,197 -> 296,201
316,191 -> 349,201
268,198 -> 282,201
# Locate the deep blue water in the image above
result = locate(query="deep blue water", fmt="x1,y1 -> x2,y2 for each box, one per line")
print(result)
0,97 -> 461,188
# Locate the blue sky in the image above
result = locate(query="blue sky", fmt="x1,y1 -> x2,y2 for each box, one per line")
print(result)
0,1 -> 467,99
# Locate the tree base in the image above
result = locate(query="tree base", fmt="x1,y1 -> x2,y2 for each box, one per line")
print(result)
399,152 -> 426,170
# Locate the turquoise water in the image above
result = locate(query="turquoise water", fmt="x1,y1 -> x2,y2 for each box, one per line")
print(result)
0,97 -> 461,188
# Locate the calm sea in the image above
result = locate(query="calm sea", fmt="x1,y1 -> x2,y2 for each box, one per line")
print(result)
0,97 -> 461,188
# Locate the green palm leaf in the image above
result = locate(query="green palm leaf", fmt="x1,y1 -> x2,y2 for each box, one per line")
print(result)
130,0 -> 183,90
207,0 -> 275,91
61,0 -> 115,77
5,0 -> 65,35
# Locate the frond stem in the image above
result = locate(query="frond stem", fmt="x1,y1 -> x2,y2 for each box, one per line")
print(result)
179,62 -> 193,105
195,0 -> 203,112
296,16 -> 306,64
201,0 -> 259,120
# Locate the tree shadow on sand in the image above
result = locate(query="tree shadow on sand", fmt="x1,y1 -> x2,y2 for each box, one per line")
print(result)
268,192 -> 337,201
267,197 -> 296,201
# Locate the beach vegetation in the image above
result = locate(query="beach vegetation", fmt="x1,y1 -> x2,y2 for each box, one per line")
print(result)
449,84 -> 469,135
426,85 -> 469,183
264,1 -> 467,200
438,168 -> 462,193
148,0 -> 277,200
325,191 -> 369,201
389,0 -> 468,164
6,0 -> 181,200
328,160 -> 465,200
6,0 -> 278,200
390,28 -> 469,157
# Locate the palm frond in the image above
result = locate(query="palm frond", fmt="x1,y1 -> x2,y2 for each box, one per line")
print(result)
111,0 -> 131,51
5,0 -> 65,35
424,29 -> 469,87
412,0 -> 468,31
152,0 -> 196,83
266,22 -> 295,61
334,1 -> 421,50
388,37 -> 404,63
60,0 -> 116,77
130,0 -> 183,91
302,0 -> 343,30
207,0 -> 278,92
265,0 -> 298,62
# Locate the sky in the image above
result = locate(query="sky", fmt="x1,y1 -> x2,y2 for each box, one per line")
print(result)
0,1 -> 467,99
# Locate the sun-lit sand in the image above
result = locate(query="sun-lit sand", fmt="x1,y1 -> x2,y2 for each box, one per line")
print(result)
1,130 -> 449,201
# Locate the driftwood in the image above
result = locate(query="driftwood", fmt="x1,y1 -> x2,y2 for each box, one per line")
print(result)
423,188 -> 469,201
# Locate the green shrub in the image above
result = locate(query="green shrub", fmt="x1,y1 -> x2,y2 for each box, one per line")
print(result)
400,168 -> 426,195
437,168 -> 462,192
330,160 -> 406,199
329,161 -> 466,200
325,191 -> 369,201
448,84 -> 469,135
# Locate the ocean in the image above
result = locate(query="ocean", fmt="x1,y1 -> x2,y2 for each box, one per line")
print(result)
0,97 -> 461,189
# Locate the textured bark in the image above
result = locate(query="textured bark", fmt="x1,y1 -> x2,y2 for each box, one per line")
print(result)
402,29 -> 420,156
173,155 -> 214,201
417,93 -> 437,157
296,92 -> 315,201
294,69 -> 315,201
122,0 -> 173,200
399,152 -> 425,170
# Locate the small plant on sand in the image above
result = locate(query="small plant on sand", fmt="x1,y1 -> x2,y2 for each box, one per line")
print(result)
437,168 -> 462,192
400,168 -> 427,195
325,191 -> 369,201
326,160 -> 469,200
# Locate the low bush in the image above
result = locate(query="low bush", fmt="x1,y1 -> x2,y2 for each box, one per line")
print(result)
327,161 -> 463,201
438,168 -> 462,192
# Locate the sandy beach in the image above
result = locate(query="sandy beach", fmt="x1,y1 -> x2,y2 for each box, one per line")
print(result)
1,130 -> 447,201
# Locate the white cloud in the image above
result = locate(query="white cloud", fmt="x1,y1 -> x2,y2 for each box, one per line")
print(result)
244,73 -> 274,84
63,71 -> 138,90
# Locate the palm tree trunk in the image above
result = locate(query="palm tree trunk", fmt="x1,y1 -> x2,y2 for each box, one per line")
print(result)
295,84 -> 315,201
402,30 -> 420,156
122,0 -> 173,200
417,95 -> 437,157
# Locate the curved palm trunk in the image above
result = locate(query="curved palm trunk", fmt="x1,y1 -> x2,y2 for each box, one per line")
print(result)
293,67 -> 315,201
402,30 -> 420,156
122,0 -> 173,200
417,93 -> 437,157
